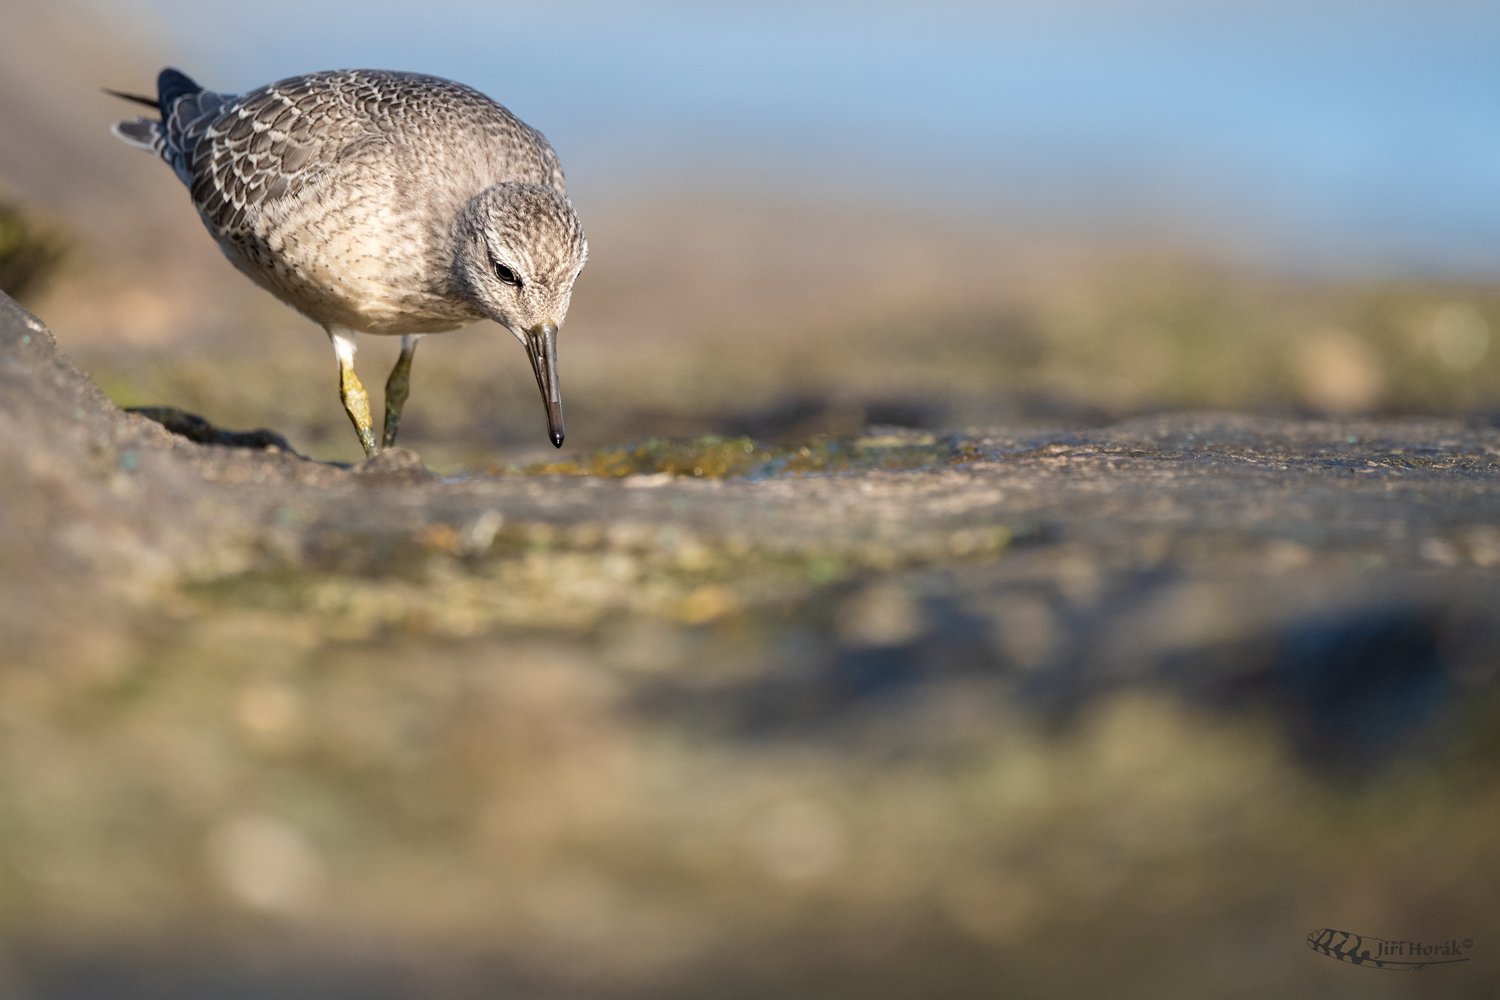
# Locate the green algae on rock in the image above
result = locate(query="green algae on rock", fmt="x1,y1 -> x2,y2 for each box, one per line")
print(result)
500,430 -> 975,481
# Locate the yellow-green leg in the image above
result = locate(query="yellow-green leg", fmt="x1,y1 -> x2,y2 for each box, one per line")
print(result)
382,334 -> 422,449
329,328 -> 378,458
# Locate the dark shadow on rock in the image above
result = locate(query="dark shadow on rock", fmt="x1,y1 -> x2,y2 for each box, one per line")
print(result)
621,391 -> 1115,447
1189,604 -> 1464,775
639,566 -> 1490,775
1009,390 -> 1117,427
1278,606 -> 1455,752
124,406 -> 442,486
127,405 -> 299,453
714,396 -> 949,444
636,594 -> 1003,737
1126,602 -> 1468,775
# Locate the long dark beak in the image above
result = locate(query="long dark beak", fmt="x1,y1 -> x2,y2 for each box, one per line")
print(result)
523,321 -> 564,447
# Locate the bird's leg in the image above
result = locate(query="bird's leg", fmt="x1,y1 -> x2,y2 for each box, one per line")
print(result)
382,334 -> 423,449
328,328 -> 378,458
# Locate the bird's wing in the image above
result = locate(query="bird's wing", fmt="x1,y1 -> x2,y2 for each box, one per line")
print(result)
183,73 -> 385,236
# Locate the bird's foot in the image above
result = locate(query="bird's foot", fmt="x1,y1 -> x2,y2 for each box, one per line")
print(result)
382,337 -> 419,450
339,361 -> 379,458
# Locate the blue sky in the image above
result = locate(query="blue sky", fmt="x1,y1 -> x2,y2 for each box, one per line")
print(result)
108,0 -> 1500,274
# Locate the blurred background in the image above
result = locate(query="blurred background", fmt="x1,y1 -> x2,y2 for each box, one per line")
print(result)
3,1 -> 1500,997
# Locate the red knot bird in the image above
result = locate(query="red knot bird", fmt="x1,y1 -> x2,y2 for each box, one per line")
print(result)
110,68 -> 587,455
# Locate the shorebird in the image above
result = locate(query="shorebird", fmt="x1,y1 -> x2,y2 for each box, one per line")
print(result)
109,68 -> 587,456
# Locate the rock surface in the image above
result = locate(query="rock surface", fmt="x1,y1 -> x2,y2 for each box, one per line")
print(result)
2,289 -> 1497,998
6,287 -> 1499,692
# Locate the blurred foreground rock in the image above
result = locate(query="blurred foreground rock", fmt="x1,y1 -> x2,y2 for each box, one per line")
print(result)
2,290 -> 1498,998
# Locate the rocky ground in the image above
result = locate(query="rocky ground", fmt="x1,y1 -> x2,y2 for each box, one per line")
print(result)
2,289 -> 1498,999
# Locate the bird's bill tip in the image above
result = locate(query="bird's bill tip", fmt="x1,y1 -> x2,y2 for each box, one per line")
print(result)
523,322 -> 565,449
546,400 -> 565,448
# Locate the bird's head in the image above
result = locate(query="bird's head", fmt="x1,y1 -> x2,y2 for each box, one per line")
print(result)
453,183 -> 588,447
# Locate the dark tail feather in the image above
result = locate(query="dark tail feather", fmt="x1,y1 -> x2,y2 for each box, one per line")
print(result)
103,88 -> 159,110
104,68 -> 204,119
156,68 -> 202,117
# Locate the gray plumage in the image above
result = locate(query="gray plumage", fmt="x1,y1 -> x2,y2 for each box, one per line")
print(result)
112,68 -> 587,451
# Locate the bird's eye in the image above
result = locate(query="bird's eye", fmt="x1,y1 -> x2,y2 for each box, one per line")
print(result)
493,261 -> 521,287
